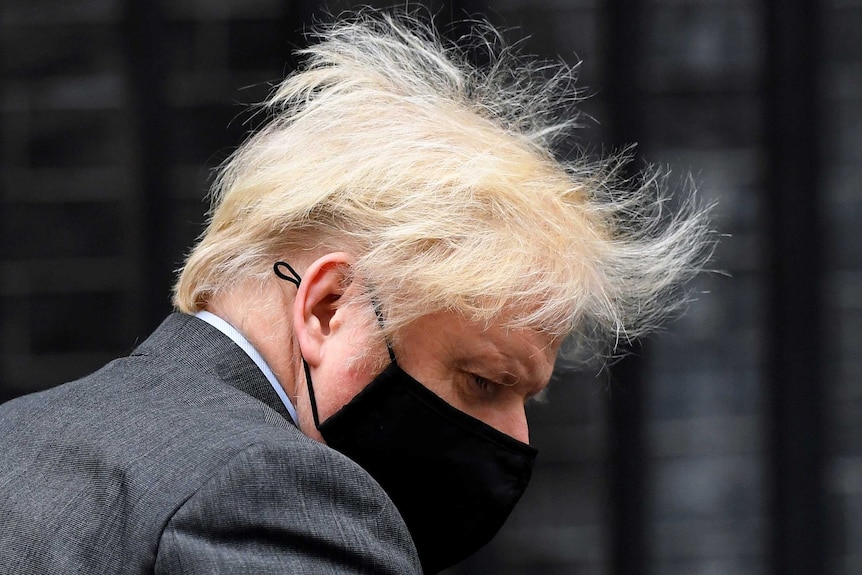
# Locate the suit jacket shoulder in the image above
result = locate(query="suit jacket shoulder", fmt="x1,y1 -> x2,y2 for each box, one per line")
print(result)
0,313 -> 420,574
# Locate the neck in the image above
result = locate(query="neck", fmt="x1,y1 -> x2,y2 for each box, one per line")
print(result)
204,282 -> 301,411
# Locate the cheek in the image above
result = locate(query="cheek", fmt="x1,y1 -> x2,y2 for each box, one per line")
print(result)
314,344 -> 389,423
314,362 -> 374,422
312,320 -> 390,421
343,345 -> 390,379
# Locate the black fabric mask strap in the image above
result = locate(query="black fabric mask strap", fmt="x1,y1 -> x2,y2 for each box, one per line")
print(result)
303,358 -> 322,428
273,261 -> 322,427
370,293 -> 397,364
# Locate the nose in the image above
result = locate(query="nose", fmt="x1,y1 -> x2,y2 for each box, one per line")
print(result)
491,394 -> 530,445
509,403 -> 530,444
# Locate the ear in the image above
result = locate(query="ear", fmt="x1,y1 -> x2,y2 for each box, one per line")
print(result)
293,252 -> 354,368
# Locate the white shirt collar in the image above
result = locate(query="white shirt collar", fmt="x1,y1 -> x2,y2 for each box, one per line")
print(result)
194,310 -> 299,425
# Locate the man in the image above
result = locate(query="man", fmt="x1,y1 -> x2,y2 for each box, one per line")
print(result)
0,11 -> 712,574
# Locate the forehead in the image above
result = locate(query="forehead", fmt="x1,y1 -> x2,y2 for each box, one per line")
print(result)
397,311 -> 561,379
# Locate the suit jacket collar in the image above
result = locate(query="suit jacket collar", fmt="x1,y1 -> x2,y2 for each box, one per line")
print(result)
133,313 -> 295,424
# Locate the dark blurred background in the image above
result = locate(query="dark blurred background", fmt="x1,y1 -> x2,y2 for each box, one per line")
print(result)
1,0 -> 859,573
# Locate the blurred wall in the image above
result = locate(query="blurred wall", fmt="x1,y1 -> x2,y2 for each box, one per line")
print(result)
1,1 -> 860,574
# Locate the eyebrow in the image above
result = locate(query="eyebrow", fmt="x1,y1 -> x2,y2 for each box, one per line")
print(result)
458,329 -> 554,393
492,349 -> 550,398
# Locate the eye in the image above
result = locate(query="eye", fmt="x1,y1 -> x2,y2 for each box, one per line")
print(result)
472,375 -> 495,392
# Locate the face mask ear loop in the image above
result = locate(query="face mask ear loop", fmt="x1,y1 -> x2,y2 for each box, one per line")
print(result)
273,261 -> 302,287
302,358 -> 322,429
370,293 -> 397,364
273,261 -> 323,429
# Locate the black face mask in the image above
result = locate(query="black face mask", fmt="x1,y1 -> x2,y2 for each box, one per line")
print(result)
275,262 -> 538,574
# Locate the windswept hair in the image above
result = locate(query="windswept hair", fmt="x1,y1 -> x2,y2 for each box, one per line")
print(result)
174,10 -> 714,362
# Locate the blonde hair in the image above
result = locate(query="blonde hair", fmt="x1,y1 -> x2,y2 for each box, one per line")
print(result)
174,10 -> 714,361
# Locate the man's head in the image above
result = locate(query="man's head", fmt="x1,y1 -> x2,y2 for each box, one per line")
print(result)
171,11 -> 713,571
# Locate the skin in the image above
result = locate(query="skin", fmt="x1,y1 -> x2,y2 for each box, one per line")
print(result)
207,252 -> 560,445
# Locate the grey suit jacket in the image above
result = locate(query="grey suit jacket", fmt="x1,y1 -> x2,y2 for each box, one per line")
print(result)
0,313 -> 422,574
